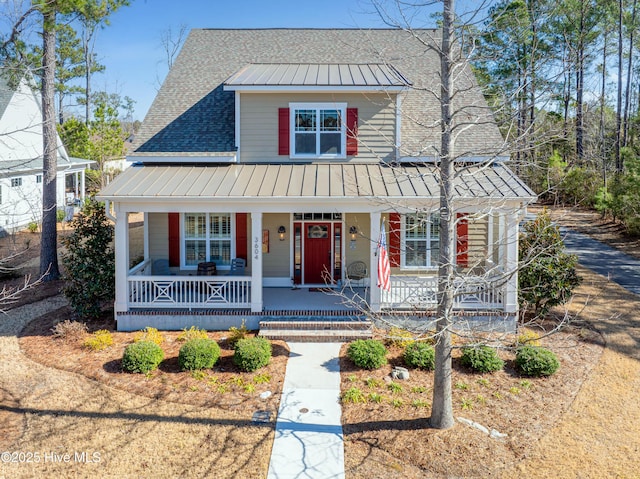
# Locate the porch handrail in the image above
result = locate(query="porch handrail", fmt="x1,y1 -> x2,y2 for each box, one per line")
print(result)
129,259 -> 152,276
127,275 -> 251,309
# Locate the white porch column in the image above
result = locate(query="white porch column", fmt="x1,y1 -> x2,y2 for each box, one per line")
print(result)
369,212 -> 381,312
143,212 -> 150,260
504,212 -> 519,314
251,212 -> 263,312
113,204 -> 129,315
80,170 -> 85,201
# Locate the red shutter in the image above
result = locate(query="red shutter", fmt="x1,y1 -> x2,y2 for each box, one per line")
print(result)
235,213 -> 248,261
456,213 -> 469,267
168,213 -> 180,267
346,107 -> 358,156
278,108 -> 290,155
388,213 -> 401,267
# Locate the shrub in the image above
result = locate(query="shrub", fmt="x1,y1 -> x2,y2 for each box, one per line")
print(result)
518,209 -> 581,318
27,222 -> 38,233
61,199 -> 114,319
176,326 -> 209,342
342,387 -> 366,404
233,337 -> 272,372
227,319 -> 249,348
459,345 -> 504,373
347,339 -> 387,370
385,327 -> 414,348
51,320 -> 87,340
516,346 -> 560,377
178,338 -> 221,371
133,326 -> 165,345
83,329 -> 113,351
56,209 -> 65,223
122,340 -> 164,373
516,328 -> 541,347
403,342 -> 435,370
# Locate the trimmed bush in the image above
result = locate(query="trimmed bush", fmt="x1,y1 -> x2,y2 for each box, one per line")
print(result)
178,338 -> 221,371
516,346 -> 560,377
122,340 -> 164,374
347,339 -> 387,370
133,326 -> 165,345
403,342 -> 435,370
176,326 -> 209,342
83,329 -> 113,351
460,346 -> 504,373
385,327 -> 415,348
233,337 -> 272,372
515,328 -> 541,347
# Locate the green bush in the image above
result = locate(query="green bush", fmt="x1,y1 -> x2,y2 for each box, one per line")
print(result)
518,210 -> 581,318
178,338 -> 221,371
515,346 -> 560,377
122,340 -> 164,373
233,337 -> 272,372
61,199 -> 114,319
459,345 -> 504,373
558,166 -> 602,207
403,342 -> 435,370
347,339 -> 387,370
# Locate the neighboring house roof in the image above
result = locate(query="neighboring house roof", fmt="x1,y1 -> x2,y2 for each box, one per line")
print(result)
99,163 -> 535,202
132,28 -> 505,159
224,63 -> 410,89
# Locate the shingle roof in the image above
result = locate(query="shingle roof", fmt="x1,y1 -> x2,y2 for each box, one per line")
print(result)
133,29 -> 506,158
98,162 -> 535,202
224,63 -> 410,88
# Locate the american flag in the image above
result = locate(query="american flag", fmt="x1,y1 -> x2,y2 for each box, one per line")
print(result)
377,222 -> 391,291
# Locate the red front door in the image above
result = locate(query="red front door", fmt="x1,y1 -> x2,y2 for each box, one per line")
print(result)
304,223 -> 332,284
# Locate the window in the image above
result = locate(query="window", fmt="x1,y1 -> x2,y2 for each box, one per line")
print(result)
402,213 -> 440,268
290,103 -> 346,158
36,174 -> 42,184
11,178 -> 22,187
183,213 -> 232,267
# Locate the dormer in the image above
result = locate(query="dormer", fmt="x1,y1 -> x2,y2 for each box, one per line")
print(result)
223,63 -> 411,164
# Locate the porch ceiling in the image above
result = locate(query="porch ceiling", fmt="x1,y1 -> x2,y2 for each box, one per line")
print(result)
97,163 -> 536,204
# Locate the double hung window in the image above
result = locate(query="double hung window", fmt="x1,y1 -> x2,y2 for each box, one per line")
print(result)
184,213 -> 232,267
291,103 -> 346,158
402,213 -> 440,268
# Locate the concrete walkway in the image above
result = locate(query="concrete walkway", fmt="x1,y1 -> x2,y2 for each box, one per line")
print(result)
561,227 -> 640,295
267,342 -> 345,479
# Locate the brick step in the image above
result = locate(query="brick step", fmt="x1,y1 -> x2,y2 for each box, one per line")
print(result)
259,319 -> 373,342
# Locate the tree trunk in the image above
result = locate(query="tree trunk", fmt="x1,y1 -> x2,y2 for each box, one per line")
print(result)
431,0 -> 455,431
575,4 -> 585,162
616,0 -> 624,171
623,0 -> 637,147
600,30 -> 608,187
40,7 -> 61,281
84,27 -> 91,124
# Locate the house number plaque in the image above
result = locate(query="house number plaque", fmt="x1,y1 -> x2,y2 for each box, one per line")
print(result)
254,236 -> 260,261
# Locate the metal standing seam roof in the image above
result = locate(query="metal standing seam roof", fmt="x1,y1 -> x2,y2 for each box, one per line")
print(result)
224,63 -> 411,88
98,163 -> 536,201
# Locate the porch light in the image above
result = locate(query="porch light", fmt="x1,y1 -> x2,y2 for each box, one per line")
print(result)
278,225 -> 286,241
349,225 -> 358,240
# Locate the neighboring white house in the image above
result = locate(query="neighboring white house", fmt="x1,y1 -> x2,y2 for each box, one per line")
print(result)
0,73 -> 92,235
98,29 -> 536,333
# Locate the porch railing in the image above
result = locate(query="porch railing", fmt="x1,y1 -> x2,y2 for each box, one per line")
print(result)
381,275 -> 503,310
127,274 -> 252,309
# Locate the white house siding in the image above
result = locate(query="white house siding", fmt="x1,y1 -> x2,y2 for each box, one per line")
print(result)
0,173 -> 42,232
239,92 -> 396,163
261,213 -> 290,278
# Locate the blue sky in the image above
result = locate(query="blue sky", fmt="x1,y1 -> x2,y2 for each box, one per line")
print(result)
93,0 -> 403,120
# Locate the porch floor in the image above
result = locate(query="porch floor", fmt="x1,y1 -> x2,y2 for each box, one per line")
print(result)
262,287 -> 367,312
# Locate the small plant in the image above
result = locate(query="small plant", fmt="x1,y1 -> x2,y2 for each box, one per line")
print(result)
493,391 -> 503,400
133,326 -> 165,345
516,328 -> 541,347
368,392 -> 383,403
516,346 -> 560,377
253,373 -> 271,384
177,326 -> 208,342
83,329 -> 113,351
27,222 -> 38,233
51,320 -> 88,340
207,375 -> 219,386
228,376 -> 245,387
387,382 -> 403,394
454,381 -> 469,390
411,399 -> 430,408
385,326 -> 414,348
216,384 -> 230,394
391,398 -> 403,408
233,337 -> 272,372
347,339 -> 387,370
191,370 -> 206,380
227,319 -> 249,348
460,345 -> 504,373
189,385 -> 199,392
342,387 -> 367,404
365,377 -> 383,389
122,340 -> 164,373
519,379 -> 533,390
476,378 -> 490,387
178,338 -> 221,371
461,398 -> 473,411
403,342 -> 435,370
475,394 -> 486,405
347,374 -> 358,382
510,386 -> 521,395
411,386 -> 428,394
243,383 -> 256,393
